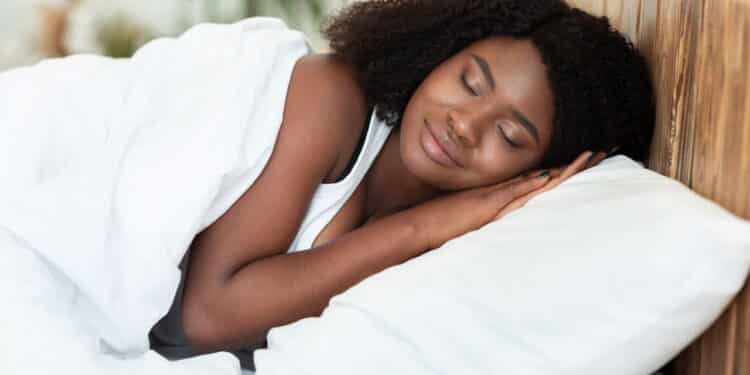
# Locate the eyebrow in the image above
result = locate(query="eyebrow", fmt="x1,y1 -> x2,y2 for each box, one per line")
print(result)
470,53 -> 496,90
471,53 -> 541,145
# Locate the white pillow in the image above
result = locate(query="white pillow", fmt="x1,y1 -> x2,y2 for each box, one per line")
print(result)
253,155 -> 750,375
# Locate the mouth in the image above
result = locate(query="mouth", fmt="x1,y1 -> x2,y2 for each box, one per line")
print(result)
420,119 -> 463,168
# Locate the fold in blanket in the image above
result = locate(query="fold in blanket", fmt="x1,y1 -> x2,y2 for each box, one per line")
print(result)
0,17 -> 309,374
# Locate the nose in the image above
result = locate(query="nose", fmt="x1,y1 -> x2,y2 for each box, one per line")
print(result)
446,106 -> 485,148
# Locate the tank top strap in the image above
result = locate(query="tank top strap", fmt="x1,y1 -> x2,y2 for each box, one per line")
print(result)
287,107 -> 392,252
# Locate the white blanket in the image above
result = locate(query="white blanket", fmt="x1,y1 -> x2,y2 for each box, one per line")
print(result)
0,17 -> 309,374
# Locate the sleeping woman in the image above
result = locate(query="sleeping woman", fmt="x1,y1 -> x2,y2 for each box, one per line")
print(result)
145,0 -> 655,370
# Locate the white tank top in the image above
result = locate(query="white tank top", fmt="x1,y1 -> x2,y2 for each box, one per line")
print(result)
150,108 -> 392,370
288,108 -> 392,252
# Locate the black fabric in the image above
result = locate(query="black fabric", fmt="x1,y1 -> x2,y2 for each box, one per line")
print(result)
148,250 -> 262,370
330,107 -> 373,183
149,107 -> 374,371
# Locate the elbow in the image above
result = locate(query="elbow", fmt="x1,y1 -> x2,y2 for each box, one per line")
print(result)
181,288 -> 267,353
181,295 -> 225,353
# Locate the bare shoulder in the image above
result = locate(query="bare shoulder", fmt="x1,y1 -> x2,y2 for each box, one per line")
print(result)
181,54 -> 373,328
285,53 -> 367,123
289,53 -> 367,109
283,52 -> 370,181
183,54 -> 370,281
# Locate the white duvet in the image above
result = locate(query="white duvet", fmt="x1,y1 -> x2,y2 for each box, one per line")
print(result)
0,17 -> 309,374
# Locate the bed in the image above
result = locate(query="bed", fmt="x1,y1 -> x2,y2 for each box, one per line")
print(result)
1,2 -> 747,374
567,1 -> 750,374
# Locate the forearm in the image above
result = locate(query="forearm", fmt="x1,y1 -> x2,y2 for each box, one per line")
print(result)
183,209 -> 429,352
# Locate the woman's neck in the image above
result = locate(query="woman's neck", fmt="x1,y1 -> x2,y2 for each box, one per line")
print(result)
363,129 -> 442,221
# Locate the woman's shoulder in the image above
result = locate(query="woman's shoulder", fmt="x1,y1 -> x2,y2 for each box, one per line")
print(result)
282,52 -> 371,181
288,52 -> 368,117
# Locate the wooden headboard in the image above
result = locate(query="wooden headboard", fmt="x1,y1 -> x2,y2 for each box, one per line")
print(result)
567,0 -> 750,374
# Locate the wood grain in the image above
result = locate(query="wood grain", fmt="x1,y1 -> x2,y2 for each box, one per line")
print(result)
567,1 -> 750,374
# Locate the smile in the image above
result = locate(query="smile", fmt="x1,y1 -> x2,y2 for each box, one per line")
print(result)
420,119 -> 463,168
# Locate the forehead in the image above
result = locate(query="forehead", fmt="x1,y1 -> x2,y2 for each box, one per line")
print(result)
465,36 -> 547,83
466,36 -> 551,100
462,36 -> 555,140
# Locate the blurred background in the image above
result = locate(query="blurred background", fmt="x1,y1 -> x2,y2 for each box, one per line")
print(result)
0,0 -> 353,72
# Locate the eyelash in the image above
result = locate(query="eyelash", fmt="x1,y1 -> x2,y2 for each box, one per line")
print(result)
497,124 -> 521,148
460,71 -> 479,96
461,71 -> 520,149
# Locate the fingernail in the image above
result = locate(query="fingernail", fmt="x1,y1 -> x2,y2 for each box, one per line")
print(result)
607,146 -> 621,156
537,170 -> 550,178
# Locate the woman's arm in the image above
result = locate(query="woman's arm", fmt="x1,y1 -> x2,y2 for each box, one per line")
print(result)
183,201 -> 426,352
180,52 -> 380,352
183,169 -> 551,353
179,52 -> 569,354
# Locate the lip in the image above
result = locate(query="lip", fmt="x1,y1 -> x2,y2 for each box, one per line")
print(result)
421,119 -> 463,168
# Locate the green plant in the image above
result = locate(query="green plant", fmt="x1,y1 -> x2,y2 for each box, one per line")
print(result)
97,14 -> 150,58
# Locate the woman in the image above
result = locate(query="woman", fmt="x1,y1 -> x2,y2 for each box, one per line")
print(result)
149,0 -> 654,370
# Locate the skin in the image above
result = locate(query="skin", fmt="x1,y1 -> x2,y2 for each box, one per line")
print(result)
364,36 -> 557,219
178,36 -> 603,355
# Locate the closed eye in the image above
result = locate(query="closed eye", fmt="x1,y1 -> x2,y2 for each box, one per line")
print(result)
497,124 -> 521,148
461,71 -> 479,96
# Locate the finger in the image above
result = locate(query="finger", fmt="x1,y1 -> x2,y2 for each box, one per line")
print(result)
498,168 -> 551,189
473,171 -> 540,197
559,151 -> 593,181
548,167 -> 565,178
498,152 -> 586,197
494,188 -> 537,219
522,177 -> 558,202
494,173 -> 550,201
529,163 -> 567,176
531,151 -> 593,194
494,172 -> 560,219
521,169 -> 545,178
504,172 -> 535,185
584,151 -> 607,170
494,199 -> 525,220
519,167 -> 563,183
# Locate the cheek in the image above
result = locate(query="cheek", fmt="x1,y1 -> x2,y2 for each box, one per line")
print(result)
410,67 -> 461,108
469,164 -> 514,188
465,145 -> 531,187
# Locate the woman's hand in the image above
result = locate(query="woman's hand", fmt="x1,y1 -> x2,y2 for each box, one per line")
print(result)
409,169 -> 553,250
409,150 -> 606,251
494,150 -> 608,220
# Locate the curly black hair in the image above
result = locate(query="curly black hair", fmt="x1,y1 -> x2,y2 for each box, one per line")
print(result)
322,0 -> 655,168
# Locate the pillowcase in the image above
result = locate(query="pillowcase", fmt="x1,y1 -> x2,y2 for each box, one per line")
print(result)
253,155 -> 750,375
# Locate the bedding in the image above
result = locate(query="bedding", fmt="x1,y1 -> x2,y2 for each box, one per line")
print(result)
0,17 -> 309,374
2,14 -> 747,375
252,156 -> 750,375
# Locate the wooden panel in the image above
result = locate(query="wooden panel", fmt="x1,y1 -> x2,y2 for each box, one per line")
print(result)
567,1 -> 750,374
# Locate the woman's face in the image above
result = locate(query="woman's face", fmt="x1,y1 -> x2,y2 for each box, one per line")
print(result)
399,36 -> 555,191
